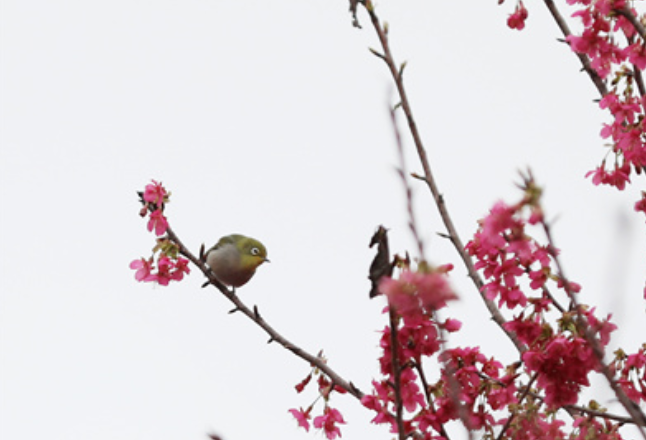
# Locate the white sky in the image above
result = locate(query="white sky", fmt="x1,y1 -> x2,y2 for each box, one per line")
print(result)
2,1 -> 645,440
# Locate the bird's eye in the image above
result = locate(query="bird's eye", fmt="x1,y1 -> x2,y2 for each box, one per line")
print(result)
250,247 -> 260,256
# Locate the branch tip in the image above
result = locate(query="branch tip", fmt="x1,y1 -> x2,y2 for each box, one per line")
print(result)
369,47 -> 386,60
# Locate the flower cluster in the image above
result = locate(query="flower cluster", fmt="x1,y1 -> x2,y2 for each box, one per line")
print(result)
507,1 -> 528,30
467,177 -> 622,409
566,2 -> 646,214
611,345 -> 646,404
465,189 -> 553,310
360,175 -> 643,439
289,355 -> 347,439
130,180 -> 190,286
360,265 -> 473,438
502,0 -> 646,219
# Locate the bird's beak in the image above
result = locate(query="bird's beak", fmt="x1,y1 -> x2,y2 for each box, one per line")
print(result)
264,258 -> 271,263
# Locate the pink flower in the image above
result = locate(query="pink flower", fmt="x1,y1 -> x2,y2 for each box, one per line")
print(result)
147,209 -> 169,236
289,407 -> 311,431
441,318 -> 462,332
380,270 -> 457,317
623,42 -> 646,69
487,374 -> 518,409
522,336 -> 598,408
171,257 -> 190,281
504,313 -> 543,346
129,258 -> 155,282
634,192 -> 646,220
294,374 -> 312,393
399,368 -> 426,412
585,162 -> 631,190
143,180 -> 167,208
155,256 -> 174,286
507,1 -> 528,30
313,407 -> 345,440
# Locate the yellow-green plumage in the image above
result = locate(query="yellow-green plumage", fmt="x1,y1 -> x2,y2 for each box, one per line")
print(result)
205,234 -> 269,287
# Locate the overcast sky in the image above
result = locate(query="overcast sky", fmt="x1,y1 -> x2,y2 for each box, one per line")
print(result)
2,1 -> 645,440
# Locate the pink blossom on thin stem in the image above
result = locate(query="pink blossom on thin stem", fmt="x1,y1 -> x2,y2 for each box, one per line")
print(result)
635,192 -> 646,221
313,406 -> 346,440
132,181 -> 191,287
288,407 -> 312,431
147,209 -> 169,236
143,180 -> 167,208
379,268 -> 458,317
507,1 -> 528,30
129,258 -> 155,282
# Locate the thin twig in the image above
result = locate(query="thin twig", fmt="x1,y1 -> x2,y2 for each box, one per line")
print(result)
361,1 -> 524,353
390,106 -> 425,259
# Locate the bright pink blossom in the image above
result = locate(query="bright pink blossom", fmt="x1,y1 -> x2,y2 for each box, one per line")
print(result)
171,257 -> 191,281
523,336 -> 598,408
507,1 -> 528,30
155,256 -> 174,286
143,180 -> 167,208
504,313 -> 543,346
130,258 -> 155,282
147,209 -> 169,236
441,318 -> 462,332
379,270 -> 457,317
635,192 -> 646,221
313,406 -> 345,440
289,407 -> 311,431
487,375 -> 518,410
623,41 -> 646,69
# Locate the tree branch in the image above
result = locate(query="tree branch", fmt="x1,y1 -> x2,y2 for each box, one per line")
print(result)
361,0 -> 525,353
542,0 -> 608,97
538,204 -> 646,437
616,7 -> 646,43
165,225 -> 365,401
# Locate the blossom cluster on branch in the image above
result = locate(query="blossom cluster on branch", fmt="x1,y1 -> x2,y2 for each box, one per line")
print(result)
129,180 -> 190,286
504,0 -> 646,220
289,358 -> 349,440
353,176 -> 645,440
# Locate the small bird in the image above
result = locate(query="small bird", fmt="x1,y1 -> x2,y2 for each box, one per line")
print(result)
205,234 -> 269,288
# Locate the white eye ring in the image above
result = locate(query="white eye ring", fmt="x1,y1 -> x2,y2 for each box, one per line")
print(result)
250,247 -> 260,256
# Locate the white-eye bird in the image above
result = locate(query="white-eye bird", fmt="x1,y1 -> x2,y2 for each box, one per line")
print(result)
205,234 -> 269,288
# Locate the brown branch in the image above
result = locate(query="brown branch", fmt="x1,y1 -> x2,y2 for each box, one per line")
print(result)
361,0 -> 524,354
542,0 -> 608,97
633,63 -> 646,97
165,225 -> 364,401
